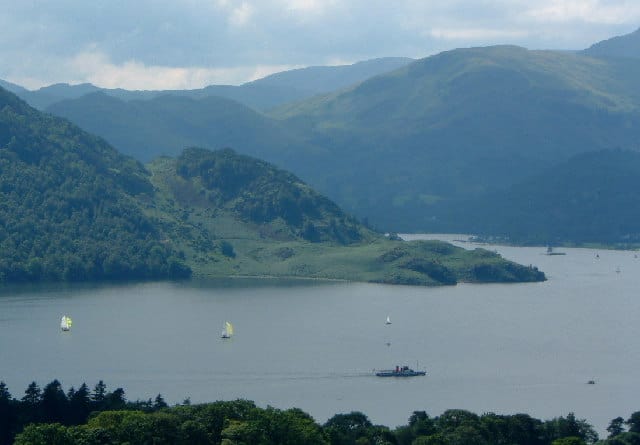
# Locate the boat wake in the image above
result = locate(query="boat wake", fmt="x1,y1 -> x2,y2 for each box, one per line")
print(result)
209,371 -> 375,381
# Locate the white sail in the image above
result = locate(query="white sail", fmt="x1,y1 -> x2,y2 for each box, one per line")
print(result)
385,316 -> 391,325
60,315 -> 72,331
221,321 -> 233,338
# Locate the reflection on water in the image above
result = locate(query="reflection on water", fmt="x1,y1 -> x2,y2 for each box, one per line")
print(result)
1,235 -> 639,436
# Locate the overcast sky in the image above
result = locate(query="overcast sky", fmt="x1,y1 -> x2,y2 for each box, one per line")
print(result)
2,0 -> 639,90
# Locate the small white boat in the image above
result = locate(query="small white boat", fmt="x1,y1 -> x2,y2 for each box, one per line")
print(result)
60,315 -> 72,331
385,316 -> 391,325
221,321 -> 233,339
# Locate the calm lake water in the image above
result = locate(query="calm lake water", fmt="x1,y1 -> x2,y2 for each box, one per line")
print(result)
1,234 -> 639,436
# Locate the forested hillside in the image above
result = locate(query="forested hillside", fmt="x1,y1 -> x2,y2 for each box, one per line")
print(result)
0,88 -> 191,282
436,149 -> 640,244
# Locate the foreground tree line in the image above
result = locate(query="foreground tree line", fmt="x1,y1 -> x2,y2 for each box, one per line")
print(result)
1,380 -> 639,445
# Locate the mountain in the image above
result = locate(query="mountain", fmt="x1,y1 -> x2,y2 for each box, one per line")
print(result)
7,57 -> 414,111
440,149 -> 640,244
38,45 -> 640,241
271,45 -> 640,234
0,86 -> 543,285
46,92 -> 311,163
6,82 -> 103,110
0,87 -> 191,282
247,57 -> 414,97
0,79 -> 28,95
583,27 -> 640,59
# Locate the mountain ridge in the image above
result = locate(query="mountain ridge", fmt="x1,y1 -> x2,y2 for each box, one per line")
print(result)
583,27 -> 640,59
4,57 -> 414,111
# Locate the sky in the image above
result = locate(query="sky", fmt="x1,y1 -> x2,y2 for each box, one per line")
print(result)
2,0 -> 639,90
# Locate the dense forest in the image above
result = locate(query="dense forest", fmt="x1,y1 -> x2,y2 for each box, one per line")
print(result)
1,380 -> 639,445
0,87 -> 191,282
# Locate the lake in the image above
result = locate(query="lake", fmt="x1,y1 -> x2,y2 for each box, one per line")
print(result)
1,235 -> 639,436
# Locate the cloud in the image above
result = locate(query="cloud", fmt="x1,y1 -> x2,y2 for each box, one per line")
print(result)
1,0 -> 639,89
229,3 -> 254,26
525,0 -> 640,24
65,50 -> 302,90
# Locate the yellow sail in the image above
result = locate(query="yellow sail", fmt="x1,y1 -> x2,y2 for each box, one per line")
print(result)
61,315 -> 72,331
225,321 -> 233,336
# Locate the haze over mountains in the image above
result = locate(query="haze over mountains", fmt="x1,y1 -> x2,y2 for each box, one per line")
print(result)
4,28 -> 640,244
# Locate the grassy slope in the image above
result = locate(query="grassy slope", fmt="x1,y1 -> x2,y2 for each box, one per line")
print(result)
145,153 -> 545,285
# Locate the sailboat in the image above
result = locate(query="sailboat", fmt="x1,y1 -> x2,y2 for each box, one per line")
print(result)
221,321 -> 233,339
60,315 -> 72,331
385,316 -> 392,325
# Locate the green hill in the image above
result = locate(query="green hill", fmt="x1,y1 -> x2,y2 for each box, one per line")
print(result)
0,87 -> 543,285
271,45 -> 640,233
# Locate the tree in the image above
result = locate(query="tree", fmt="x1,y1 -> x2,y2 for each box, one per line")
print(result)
409,410 -> 436,437
543,413 -> 598,444
0,381 -> 16,445
22,381 -> 41,405
628,412 -> 640,434
104,387 -> 126,410
13,423 -> 72,445
41,379 -> 69,424
68,383 -> 91,425
154,393 -> 168,409
324,411 -> 373,445
609,417 -> 626,438
91,380 -> 107,406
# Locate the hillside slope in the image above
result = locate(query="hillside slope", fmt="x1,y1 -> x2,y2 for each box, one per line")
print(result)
0,87 -> 191,282
46,92 -> 312,163
272,45 -> 640,232
583,27 -> 640,59
440,149 -> 640,244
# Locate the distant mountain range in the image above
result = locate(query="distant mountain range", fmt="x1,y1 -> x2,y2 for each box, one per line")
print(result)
4,57 -> 413,111
4,28 -> 640,245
